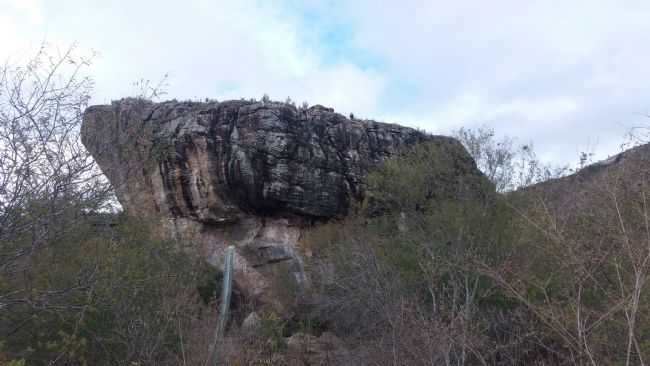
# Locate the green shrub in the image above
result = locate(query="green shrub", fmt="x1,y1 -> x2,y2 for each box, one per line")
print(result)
0,213 -> 208,365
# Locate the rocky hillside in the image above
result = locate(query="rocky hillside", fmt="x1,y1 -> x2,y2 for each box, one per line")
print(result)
81,98 -> 488,310
514,141 -> 650,217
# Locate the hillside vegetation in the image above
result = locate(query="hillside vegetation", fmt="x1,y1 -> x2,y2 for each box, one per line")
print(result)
2,48 -> 650,366
301,134 -> 650,365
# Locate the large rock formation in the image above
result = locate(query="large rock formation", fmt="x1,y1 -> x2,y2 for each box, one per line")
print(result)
81,98 -> 484,309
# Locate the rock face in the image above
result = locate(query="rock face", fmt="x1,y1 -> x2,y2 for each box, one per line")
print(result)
81,98 -> 481,309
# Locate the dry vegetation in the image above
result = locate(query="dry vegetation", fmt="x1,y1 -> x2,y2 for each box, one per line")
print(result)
2,47 -> 650,365
300,130 -> 650,366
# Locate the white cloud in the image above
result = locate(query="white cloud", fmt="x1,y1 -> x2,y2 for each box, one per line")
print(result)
3,0 -> 650,165
18,0 -> 385,120
332,0 -> 650,163
0,0 -> 44,61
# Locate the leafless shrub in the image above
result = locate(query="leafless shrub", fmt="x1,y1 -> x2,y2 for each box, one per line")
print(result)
131,73 -> 170,101
0,43 -> 112,297
476,149 -> 650,365
454,126 -> 567,192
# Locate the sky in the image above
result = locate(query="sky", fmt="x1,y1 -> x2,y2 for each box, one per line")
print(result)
2,0 -> 650,166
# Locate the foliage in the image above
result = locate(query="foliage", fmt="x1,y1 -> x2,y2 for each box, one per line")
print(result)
0,45 -> 213,365
131,74 -> 169,101
0,44 -> 113,314
308,141 -> 526,365
307,135 -> 650,365
3,43 -> 650,366
484,153 -> 650,365
365,139 -> 494,214
259,312 -> 288,354
454,125 -> 567,191
0,214 -> 209,365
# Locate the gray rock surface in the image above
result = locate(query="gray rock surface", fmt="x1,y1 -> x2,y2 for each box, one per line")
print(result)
241,311 -> 261,333
81,98 -> 482,309
82,98 -> 435,221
